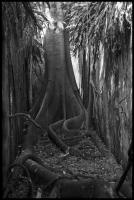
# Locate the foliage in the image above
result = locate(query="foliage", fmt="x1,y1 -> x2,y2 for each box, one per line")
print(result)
2,2 -> 51,110
62,2 -> 132,57
2,2 -> 50,67
2,2 -> 50,161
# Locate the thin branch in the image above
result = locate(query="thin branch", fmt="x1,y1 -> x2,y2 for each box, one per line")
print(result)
8,113 -> 45,133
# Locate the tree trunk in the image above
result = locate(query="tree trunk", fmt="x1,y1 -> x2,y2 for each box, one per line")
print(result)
82,49 -> 89,108
87,82 -> 94,129
8,63 -> 18,163
2,26 -> 10,189
29,55 -> 33,108
23,3 -> 86,154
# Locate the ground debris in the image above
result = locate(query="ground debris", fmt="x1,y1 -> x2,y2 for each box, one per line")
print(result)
6,134 -> 123,198
34,134 -> 123,182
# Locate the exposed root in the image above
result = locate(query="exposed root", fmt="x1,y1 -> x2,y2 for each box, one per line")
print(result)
48,120 -> 68,153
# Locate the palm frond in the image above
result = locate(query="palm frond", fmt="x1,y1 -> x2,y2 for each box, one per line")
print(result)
63,2 -> 132,57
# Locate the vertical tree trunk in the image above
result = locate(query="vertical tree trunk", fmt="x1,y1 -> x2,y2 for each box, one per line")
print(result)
29,55 -> 33,109
102,83 -> 111,149
23,2 -> 86,151
79,49 -> 89,109
87,83 -> 94,129
82,49 -> 89,108
2,29 -> 10,189
8,63 -> 17,163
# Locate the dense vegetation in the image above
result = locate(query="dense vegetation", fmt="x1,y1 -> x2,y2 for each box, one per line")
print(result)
2,2 -> 132,198
63,1 -> 132,166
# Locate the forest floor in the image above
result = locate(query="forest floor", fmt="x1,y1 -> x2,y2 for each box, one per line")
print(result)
31,130 -> 123,197
5,129 -> 124,198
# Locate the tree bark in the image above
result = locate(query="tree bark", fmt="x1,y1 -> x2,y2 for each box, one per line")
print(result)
2,26 -> 10,189
23,3 -> 86,151
81,49 -> 89,108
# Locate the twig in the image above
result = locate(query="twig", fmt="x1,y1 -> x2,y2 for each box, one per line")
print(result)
8,113 -> 45,133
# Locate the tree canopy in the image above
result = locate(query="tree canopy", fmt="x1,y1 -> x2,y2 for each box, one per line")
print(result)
62,2 -> 132,56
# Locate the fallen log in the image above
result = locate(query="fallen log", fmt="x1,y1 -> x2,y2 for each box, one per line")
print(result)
24,159 -> 59,186
23,159 -> 117,198
4,156 -> 132,198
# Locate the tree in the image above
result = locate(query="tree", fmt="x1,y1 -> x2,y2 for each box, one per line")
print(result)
65,1 -> 132,173
24,2 -> 86,153
2,1 -> 50,189
64,1 -> 132,146
3,2 -> 132,198
2,8 -> 10,188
